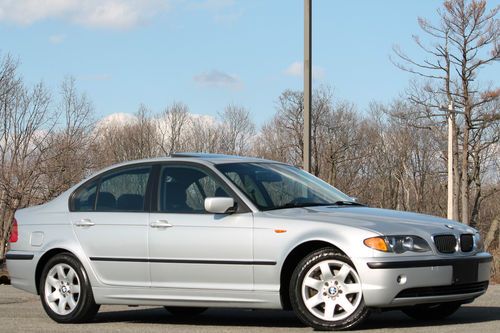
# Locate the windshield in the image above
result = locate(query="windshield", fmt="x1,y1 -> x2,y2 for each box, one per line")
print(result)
216,163 -> 356,211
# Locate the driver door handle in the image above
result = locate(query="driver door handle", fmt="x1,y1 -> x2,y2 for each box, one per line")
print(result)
150,220 -> 173,228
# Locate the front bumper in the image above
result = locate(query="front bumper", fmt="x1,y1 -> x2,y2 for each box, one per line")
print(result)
353,252 -> 492,307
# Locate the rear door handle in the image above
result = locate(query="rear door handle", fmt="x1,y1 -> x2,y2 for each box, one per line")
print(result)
74,219 -> 95,227
150,220 -> 173,228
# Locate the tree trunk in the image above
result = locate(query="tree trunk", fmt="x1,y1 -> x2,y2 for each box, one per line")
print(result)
484,216 -> 499,252
470,149 -> 482,228
461,126 -> 470,225
328,157 -> 336,186
0,238 -> 6,261
452,118 -> 460,220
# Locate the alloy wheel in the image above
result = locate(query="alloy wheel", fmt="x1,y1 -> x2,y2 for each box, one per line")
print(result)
43,263 -> 81,316
301,259 -> 362,321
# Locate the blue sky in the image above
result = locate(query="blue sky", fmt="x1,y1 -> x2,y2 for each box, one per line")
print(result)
0,0 -> 498,125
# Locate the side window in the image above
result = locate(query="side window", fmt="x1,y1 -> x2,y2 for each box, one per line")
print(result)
185,182 -> 205,211
159,165 -> 232,213
72,182 -> 97,212
96,167 -> 151,212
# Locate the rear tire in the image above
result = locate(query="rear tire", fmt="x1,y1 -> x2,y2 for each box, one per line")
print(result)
290,248 -> 369,330
164,306 -> 207,316
402,302 -> 461,320
39,253 -> 100,323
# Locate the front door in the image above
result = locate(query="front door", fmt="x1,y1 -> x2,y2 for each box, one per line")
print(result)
148,163 -> 254,290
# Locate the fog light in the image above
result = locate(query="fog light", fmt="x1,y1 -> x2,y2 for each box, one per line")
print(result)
397,275 -> 407,285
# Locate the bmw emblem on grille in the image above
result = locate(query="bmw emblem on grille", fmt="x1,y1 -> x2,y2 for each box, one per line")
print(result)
445,224 -> 454,229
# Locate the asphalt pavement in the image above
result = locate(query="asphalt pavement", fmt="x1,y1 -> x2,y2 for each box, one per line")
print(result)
0,284 -> 499,333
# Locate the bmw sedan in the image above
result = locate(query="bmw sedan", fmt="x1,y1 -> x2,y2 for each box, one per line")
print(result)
6,153 -> 492,330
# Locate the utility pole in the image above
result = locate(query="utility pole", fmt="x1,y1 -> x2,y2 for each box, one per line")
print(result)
447,101 -> 455,220
303,0 -> 312,173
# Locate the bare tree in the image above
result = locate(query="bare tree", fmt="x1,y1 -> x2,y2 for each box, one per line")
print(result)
319,101 -> 364,188
256,89 -> 325,170
267,89 -> 305,166
392,0 -> 499,225
95,105 -> 158,165
218,105 -> 256,155
0,55 -> 55,259
185,115 -> 221,153
157,102 -> 189,155
41,77 -> 95,200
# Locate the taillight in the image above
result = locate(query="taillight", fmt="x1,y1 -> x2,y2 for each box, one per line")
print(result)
9,218 -> 18,243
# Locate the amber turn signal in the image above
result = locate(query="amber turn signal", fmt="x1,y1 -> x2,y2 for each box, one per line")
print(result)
364,237 -> 388,252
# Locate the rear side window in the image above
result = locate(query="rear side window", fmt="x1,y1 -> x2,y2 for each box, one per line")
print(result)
97,167 -> 151,212
73,182 -> 97,211
71,166 -> 152,212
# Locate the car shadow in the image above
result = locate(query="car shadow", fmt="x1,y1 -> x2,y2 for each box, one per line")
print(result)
94,307 -> 305,328
360,305 -> 500,329
93,305 -> 500,329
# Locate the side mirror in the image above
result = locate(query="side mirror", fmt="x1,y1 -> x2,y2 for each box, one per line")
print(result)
204,197 -> 236,214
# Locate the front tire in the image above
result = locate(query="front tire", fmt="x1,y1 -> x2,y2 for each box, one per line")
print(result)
40,253 -> 100,323
402,302 -> 462,320
290,248 -> 369,330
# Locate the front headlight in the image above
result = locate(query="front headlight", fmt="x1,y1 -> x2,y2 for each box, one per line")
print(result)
473,232 -> 484,251
364,235 -> 431,254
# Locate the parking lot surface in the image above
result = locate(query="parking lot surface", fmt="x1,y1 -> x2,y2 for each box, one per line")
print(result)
0,284 -> 499,333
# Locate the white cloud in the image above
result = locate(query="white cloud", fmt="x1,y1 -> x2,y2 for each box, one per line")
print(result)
0,0 -> 170,30
284,61 -> 326,80
0,0 -> 73,25
96,112 -> 137,130
49,33 -> 66,44
284,62 -> 303,77
193,70 -> 243,90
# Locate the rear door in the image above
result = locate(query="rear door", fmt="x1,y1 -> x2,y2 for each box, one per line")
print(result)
148,163 -> 254,290
70,165 -> 152,287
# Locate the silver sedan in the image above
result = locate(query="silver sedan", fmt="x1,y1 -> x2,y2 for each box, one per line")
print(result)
6,153 -> 492,330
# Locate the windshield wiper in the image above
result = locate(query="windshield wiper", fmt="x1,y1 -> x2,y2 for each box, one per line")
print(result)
263,200 -> 366,211
263,202 -> 334,211
331,200 -> 366,207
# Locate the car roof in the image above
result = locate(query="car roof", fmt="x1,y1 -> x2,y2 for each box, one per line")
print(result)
171,152 -> 265,162
103,153 -> 279,170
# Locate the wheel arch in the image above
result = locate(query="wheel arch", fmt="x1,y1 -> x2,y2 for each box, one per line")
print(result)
279,240 -> 347,310
35,248 -> 76,294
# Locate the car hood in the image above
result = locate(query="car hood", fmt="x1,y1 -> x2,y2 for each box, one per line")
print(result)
262,206 -> 476,236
